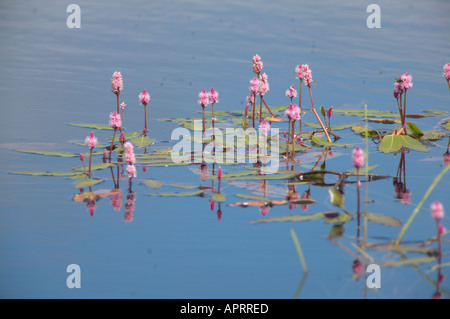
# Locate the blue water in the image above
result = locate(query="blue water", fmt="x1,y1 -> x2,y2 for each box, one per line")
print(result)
1,0 -> 449,298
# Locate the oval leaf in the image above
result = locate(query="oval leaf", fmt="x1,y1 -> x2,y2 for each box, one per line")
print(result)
74,178 -> 104,189
142,179 -> 163,188
131,136 -> 154,148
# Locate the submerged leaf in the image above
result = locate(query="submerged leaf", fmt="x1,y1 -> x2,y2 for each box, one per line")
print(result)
212,192 -> 226,202
131,136 -> 154,148
310,136 -> 352,148
333,109 -> 399,118
146,190 -> 206,197
303,122 -> 360,130
72,163 -> 116,172
11,171 -> 79,176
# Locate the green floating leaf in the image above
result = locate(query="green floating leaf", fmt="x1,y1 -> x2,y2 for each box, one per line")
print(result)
333,108 -> 399,118
146,190 -> 205,197
347,165 -> 379,175
212,192 -> 226,202
131,136 -> 154,148
303,122 -> 360,131
74,178 -> 104,189
421,130 -> 447,141
329,224 -> 345,238
72,163 -> 116,172
325,212 -> 352,224
15,149 -> 79,157
10,171 -> 79,176
380,257 -> 436,268
167,184 -> 212,190
142,179 -> 163,188
310,136 -> 352,148
422,109 -> 447,117
67,123 -> 113,130
378,134 -> 429,153
250,212 -> 326,224
108,131 -> 141,142
406,122 -> 424,139
205,170 -> 256,180
443,120 -> 450,131
351,125 -> 380,138
363,212 -> 402,227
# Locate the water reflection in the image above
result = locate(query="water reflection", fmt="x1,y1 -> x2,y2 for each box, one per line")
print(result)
393,150 -> 411,205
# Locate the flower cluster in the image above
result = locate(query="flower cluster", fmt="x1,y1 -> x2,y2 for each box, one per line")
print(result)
139,89 -> 150,105
124,141 -> 137,179
109,111 -> 122,130
198,89 -> 209,107
352,146 -> 364,169
85,131 -> 97,149
393,72 -> 413,98
285,85 -> 297,99
258,73 -> 269,96
285,103 -> 301,121
111,71 -> 123,94
443,63 -> 450,80
252,54 -> 263,74
295,64 -> 312,87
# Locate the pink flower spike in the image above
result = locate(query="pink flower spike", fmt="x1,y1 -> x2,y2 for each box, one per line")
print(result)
120,102 -> 126,110
327,106 -> 333,118
209,199 -> 216,211
124,141 -> 136,165
79,153 -> 84,161
443,63 -> 450,80
285,85 -> 297,99
247,94 -> 254,104
111,71 -> 123,94
249,77 -> 259,95
85,131 -> 97,149
260,206 -> 270,217
244,103 -> 249,116
109,111 -> 122,130
260,119 -> 270,136
209,88 -> 219,104
103,148 -> 107,159
431,200 -> 444,221
198,89 -> 209,107
217,166 -> 223,180
258,73 -> 269,96
139,89 -> 150,105
252,54 -> 263,74
439,224 -> 446,235
352,146 -> 364,169
400,72 -> 413,90
86,200 -> 97,216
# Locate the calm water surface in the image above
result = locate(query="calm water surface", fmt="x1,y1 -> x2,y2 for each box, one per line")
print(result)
1,0 -> 449,298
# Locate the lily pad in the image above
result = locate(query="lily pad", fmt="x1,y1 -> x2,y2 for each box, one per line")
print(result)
333,109 -> 399,118
10,171 -> 79,177
249,211 -> 347,224
74,178 -> 104,189
73,163 -> 116,172
347,165 -> 379,175
310,136 -> 352,148
131,136 -> 154,148
67,123 -> 113,130
15,149 -> 79,157
351,125 -> 380,138
212,192 -> 226,202
378,134 -> 429,153
142,179 -> 163,188
303,122 -> 359,131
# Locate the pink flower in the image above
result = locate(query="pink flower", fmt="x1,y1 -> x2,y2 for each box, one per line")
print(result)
103,148 -> 107,160
79,153 -> 84,161
252,54 -> 263,74
110,190 -> 123,212
111,71 -> 123,94
439,224 -> 446,235
401,190 -> 411,205
120,102 -> 126,110
247,94 -> 254,104
327,106 -> 333,118
295,64 -> 312,87
260,206 -> 270,216
301,190 -> 311,212
139,89 -> 150,105
259,119 -> 270,136
431,200 -> 444,221
109,111 -> 122,130
217,166 -> 223,180
258,73 -> 269,96
209,88 -> 219,104
444,152 -> 450,167
443,63 -> 450,80
244,103 -> 249,117
124,141 -> 136,165
85,131 -> 97,149
285,85 -> 297,99
352,146 -> 364,169
127,164 -> 137,179
198,89 -> 209,107
285,104 -> 300,121
400,72 -> 413,90
217,207 -> 222,221
249,77 -> 259,95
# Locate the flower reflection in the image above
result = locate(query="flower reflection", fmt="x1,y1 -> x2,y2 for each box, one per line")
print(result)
260,205 -> 270,217
301,188 -> 311,212
86,199 -> 97,217
352,259 -> 364,281
217,204 -> 222,221
124,193 -> 136,223
393,150 -> 411,205
110,189 -> 123,212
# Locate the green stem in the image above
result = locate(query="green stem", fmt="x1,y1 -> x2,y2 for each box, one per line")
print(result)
116,94 -> 120,114
202,105 -> 205,134
447,79 -> 450,94
363,104 -> 369,246
287,119 -> 291,163
290,229 -> 308,273
299,80 -> 302,134
259,95 -> 263,123
144,104 -> 148,136
403,90 -> 408,134
395,164 -> 450,245
356,168 -> 361,241
292,120 -> 295,161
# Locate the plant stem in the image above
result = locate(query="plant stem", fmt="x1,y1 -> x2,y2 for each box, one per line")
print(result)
403,90 -> 408,134
109,129 -> 117,159
299,80 -> 303,134
395,164 -> 450,245
308,86 -> 332,143
116,94 -> 120,114
202,105 -> 206,134
287,119 -> 291,163
259,95 -> 263,123
261,97 -> 275,117
88,148 -> 93,178
447,79 -> 450,94
356,167 -> 361,241
292,120 -> 295,161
